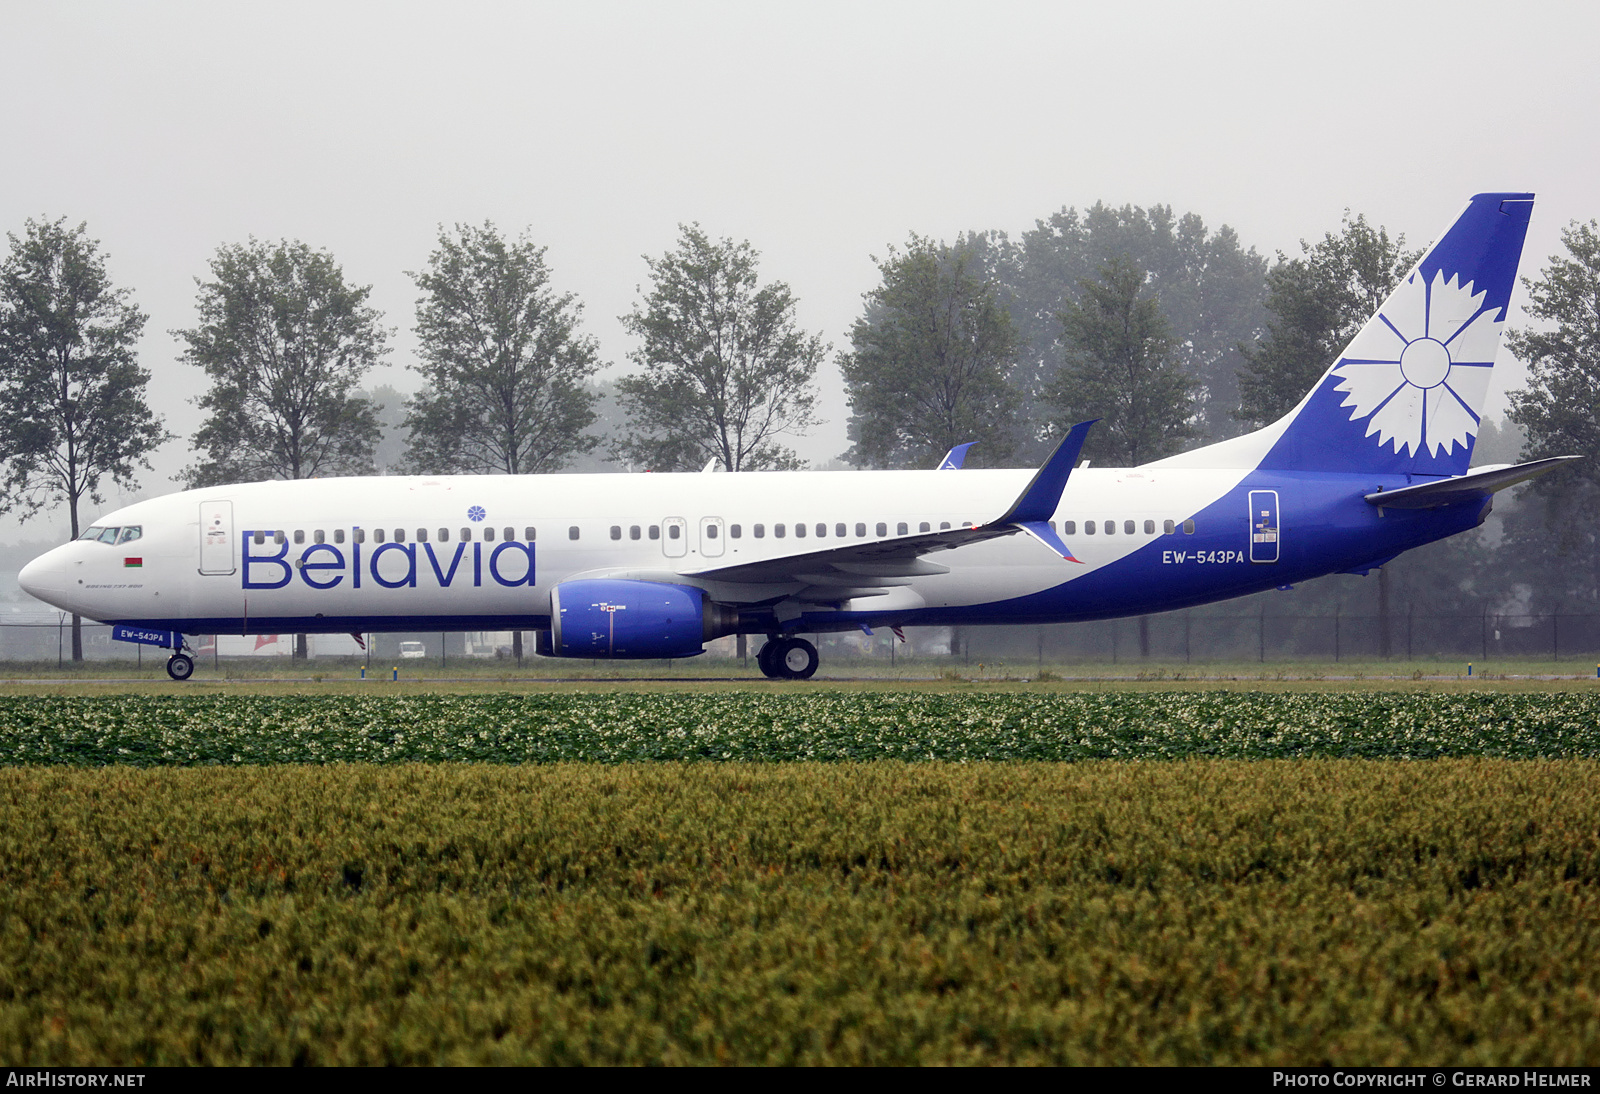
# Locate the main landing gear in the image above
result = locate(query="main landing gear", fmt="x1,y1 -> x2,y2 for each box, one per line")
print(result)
756,636 -> 819,680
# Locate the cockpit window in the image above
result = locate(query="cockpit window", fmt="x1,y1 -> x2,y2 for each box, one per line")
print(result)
97,527 -> 120,544
78,526 -> 105,541
116,526 -> 141,545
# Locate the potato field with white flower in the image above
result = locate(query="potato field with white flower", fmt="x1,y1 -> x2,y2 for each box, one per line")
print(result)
2,689 -> 1599,1064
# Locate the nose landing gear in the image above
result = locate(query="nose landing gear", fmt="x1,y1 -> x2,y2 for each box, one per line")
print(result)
165,651 -> 195,681
756,636 -> 819,680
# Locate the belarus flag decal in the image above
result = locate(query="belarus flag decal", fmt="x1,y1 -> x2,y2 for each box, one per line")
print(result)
124,557 -> 143,568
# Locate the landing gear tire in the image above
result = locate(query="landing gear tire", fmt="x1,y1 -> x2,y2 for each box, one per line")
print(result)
166,652 -> 195,681
774,637 -> 819,680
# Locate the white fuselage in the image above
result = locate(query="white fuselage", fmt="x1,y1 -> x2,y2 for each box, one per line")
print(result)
20,465 -> 1256,633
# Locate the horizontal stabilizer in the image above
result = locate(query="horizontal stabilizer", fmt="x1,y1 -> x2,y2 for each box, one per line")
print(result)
1364,456 -> 1581,509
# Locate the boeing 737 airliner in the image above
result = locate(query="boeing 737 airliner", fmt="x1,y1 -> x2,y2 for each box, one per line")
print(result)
18,193 -> 1574,680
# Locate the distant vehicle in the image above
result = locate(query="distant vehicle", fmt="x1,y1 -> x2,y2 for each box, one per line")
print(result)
18,193 -> 1573,683
397,641 -> 426,659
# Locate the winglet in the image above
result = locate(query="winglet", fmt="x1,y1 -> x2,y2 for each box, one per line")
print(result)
993,420 -> 1097,526
938,442 -> 976,470
1017,520 -> 1083,563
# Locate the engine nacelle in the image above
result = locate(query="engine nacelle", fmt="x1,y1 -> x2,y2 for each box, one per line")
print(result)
548,579 -> 732,659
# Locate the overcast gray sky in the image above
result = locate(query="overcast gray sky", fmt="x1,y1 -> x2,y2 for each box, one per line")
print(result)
2,0 -> 1597,545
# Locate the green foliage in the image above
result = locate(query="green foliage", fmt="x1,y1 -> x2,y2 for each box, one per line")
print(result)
5,692 -> 1600,765
1237,212 -> 1422,428
2,758 -> 1599,1064
1047,256 -> 1197,466
615,225 -> 823,472
1505,221 -> 1600,600
177,239 -> 388,486
1007,203 -> 1266,445
840,235 -> 1021,468
405,223 -> 600,475
0,218 -> 167,532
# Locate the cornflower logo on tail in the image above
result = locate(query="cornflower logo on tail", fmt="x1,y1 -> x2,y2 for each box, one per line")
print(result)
1331,270 -> 1503,457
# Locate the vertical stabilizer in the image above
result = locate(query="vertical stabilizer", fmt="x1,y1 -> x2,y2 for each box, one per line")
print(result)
1260,192 -> 1533,475
1153,193 -> 1534,475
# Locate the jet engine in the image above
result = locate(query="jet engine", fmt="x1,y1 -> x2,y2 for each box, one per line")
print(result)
547,579 -> 736,659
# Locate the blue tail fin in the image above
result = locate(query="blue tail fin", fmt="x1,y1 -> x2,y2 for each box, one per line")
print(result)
1257,192 -> 1534,475
1153,194 -> 1535,476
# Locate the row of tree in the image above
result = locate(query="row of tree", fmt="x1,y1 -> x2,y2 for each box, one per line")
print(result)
2,206 -> 1598,659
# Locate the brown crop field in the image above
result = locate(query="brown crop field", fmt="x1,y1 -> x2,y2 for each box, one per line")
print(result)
3,758 -> 1599,1065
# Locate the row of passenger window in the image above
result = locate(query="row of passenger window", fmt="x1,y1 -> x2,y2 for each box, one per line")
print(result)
608,521 -> 937,542
248,516 -> 1200,549
254,527 -> 541,546
604,518 -> 1199,541
1060,519 -> 1197,536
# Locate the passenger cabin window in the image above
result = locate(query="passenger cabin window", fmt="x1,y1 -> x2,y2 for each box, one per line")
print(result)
1104,521 -> 1115,535
1164,520 -> 1175,534
706,524 -> 718,539
876,522 -> 887,537
649,525 -> 660,540
817,523 -> 828,538
253,531 -> 266,545
610,525 -> 622,541
896,522 -> 907,535
1183,519 -> 1196,534
730,524 -> 741,539
834,522 -> 845,537
1063,521 -> 1077,535
334,529 -> 345,544
483,527 -> 495,542
374,529 -> 386,543
919,522 -> 930,533
352,529 -> 364,544
668,525 -> 680,540
460,528 -> 471,541
314,530 -> 326,545
1085,521 -> 1096,535
274,531 -> 286,545
1144,520 -> 1155,534
416,529 -> 427,543
394,529 -> 405,543
940,522 -> 950,530
754,524 -> 765,538
293,530 -> 305,545
525,527 -> 536,541
774,524 -> 785,538
438,528 -> 449,542
1124,520 -> 1135,535
795,523 -> 807,538
629,525 -> 641,540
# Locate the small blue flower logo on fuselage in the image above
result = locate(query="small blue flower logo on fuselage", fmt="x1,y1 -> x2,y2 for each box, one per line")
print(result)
467,506 -> 486,522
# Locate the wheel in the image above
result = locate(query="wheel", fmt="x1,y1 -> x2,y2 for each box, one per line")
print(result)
775,637 -> 819,680
166,652 -> 195,681
756,639 -> 782,679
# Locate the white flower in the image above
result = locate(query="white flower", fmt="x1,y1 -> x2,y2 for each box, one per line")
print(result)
1330,270 -> 1503,457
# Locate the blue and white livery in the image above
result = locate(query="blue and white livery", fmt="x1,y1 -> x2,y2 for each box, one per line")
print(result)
18,193 -> 1573,680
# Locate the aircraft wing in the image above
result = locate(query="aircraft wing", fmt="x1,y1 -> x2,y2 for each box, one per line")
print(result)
682,421 -> 1096,605
1364,456 -> 1580,509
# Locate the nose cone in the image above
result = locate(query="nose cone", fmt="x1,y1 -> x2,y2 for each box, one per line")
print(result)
17,551 -> 64,605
